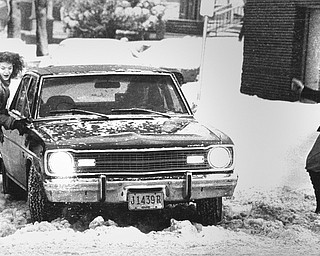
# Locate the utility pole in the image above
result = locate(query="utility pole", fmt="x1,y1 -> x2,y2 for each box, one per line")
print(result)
197,0 -> 215,103
0,0 -> 9,36
34,0 -> 49,56
7,0 -> 21,38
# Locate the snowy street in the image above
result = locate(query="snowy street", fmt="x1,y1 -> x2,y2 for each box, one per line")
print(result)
184,36 -> 318,192
1,36 -> 320,255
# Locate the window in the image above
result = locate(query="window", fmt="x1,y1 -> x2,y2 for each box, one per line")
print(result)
38,74 -> 189,117
10,76 -> 38,118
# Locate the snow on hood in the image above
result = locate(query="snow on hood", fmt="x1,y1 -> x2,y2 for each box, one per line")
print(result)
33,117 -> 222,148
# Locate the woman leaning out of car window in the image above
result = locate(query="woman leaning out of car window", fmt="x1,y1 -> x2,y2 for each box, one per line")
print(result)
0,51 -> 30,142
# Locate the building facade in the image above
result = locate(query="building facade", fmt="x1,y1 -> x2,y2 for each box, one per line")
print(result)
241,0 -> 320,101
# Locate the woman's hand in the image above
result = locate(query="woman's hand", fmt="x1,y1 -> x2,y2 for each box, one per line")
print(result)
291,78 -> 304,96
12,118 -> 31,135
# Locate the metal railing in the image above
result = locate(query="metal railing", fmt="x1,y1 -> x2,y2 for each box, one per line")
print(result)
207,4 -> 244,36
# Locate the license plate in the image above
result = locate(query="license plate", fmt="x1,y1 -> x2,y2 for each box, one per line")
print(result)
128,192 -> 164,210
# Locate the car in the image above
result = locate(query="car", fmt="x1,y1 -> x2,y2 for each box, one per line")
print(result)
0,64 -> 238,225
136,37 -> 202,83
38,38 -> 141,67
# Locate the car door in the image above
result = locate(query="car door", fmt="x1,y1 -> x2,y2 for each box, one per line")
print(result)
1,75 -> 38,189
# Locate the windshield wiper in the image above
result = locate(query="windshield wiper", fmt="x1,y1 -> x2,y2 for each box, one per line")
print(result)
111,108 -> 171,118
50,109 -> 109,119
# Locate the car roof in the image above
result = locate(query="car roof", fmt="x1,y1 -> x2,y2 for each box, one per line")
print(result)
28,64 -> 174,77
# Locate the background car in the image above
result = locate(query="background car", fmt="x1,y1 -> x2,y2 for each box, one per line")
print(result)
136,37 -> 202,83
0,64 -> 237,225
38,38 -> 142,67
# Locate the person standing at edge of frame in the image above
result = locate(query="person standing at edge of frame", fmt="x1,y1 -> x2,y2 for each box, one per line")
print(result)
0,51 -> 30,142
292,77 -> 320,213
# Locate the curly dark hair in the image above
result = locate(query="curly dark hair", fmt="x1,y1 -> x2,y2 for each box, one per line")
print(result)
0,51 -> 24,79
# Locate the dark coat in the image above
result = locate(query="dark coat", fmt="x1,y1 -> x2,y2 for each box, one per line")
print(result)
306,134 -> 320,172
0,80 -> 16,140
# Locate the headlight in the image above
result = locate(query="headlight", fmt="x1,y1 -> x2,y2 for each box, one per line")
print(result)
48,151 -> 75,176
207,146 -> 232,168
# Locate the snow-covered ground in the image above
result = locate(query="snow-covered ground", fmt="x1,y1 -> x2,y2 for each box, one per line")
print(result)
1,36 -> 320,255
192,37 -> 319,192
179,36 -> 320,192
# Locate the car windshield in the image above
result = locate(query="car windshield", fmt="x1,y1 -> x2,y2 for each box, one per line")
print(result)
38,74 -> 189,118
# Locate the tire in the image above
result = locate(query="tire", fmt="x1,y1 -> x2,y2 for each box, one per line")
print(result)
196,197 -> 223,226
28,163 -> 48,222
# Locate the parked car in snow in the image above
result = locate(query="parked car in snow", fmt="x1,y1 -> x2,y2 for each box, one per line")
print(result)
0,64 -> 238,225
38,38 -> 141,67
136,37 -> 202,83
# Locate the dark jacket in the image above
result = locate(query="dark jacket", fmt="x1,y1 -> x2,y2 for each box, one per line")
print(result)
299,86 -> 320,172
301,86 -> 320,103
0,79 -> 16,134
306,134 -> 320,172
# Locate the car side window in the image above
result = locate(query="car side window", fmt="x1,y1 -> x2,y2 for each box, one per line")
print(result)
25,77 -> 38,117
10,76 -> 37,118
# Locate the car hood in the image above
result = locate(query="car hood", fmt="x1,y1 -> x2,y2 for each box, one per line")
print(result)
32,117 -> 232,149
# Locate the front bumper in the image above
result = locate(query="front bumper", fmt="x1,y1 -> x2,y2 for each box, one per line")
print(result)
44,172 -> 238,203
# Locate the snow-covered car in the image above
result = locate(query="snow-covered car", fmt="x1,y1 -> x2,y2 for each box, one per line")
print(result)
0,64 -> 238,225
38,38 -> 141,67
136,37 -> 202,82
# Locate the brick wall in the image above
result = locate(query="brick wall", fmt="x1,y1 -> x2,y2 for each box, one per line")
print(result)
240,0 -> 320,101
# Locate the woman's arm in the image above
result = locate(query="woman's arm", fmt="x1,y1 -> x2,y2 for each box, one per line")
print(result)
291,78 -> 320,103
0,113 -> 15,130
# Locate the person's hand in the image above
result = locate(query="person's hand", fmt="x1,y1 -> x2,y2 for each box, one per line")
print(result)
291,78 -> 304,95
12,118 -> 31,135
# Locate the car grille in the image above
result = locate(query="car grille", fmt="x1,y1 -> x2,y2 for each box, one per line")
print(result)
74,149 -> 210,174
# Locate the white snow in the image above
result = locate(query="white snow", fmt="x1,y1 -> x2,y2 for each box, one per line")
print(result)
0,35 -> 320,255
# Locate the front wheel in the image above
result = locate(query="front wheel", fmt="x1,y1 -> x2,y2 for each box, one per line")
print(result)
28,163 -> 48,222
196,197 -> 223,226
